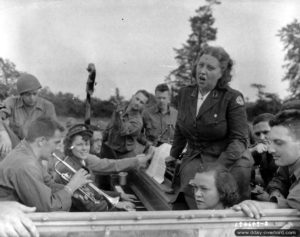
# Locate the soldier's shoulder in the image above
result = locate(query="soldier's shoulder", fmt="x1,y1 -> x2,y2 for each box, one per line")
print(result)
39,97 -> 55,107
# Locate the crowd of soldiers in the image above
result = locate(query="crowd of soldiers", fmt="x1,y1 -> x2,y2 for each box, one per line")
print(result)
1,45 -> 300,236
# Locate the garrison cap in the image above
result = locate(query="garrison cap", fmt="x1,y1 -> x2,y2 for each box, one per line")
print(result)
17,73 -> 42,94
66,124 -> 93,139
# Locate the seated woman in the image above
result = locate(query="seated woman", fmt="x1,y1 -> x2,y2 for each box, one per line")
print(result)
55,123 -> 153,212
189,164 -> 240,209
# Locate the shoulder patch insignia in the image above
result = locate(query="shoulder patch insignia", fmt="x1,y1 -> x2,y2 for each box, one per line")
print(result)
236,95 -> 244,106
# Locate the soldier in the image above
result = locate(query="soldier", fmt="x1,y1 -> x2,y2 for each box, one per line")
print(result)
0,73 -> 57,158
250,113 -> 278,200
140,83 -> 178,147
0,117 -> 91,212
233,101 -> 300,218
101,90 -> 149,159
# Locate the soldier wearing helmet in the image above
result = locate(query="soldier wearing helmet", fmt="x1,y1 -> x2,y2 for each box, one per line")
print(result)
0,73 -> 57,158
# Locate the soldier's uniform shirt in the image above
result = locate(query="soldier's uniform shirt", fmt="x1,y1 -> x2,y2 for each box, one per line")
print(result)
0,96 -> 57,139
170,85 -> 253,206
104,103 -> 143,157
142,105 -> 178,145
251,150 -> 278,187
0,140 -> 72,212
267,158 -> 300,209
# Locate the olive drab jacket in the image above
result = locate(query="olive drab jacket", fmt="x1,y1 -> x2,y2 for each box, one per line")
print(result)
170,85 -> 252,172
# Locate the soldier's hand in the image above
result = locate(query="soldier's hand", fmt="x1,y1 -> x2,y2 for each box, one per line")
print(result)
68,168 -> 92,191
232,200 -> 264,219
137,149 -> 154,168
252,143 -> 268,154
116,201 -> 135,211
0,201 -> 39,237
0,130 -> 12,158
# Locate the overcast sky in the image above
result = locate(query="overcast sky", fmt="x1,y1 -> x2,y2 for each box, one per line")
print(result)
0,0 -> 299,101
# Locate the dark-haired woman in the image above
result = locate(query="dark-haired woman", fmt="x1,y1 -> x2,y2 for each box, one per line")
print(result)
189,164 -> 240,210
169,45 -> 253,209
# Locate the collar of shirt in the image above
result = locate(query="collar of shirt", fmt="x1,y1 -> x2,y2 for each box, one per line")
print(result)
289,158 -> 300,181
153,104 -> 171,115
20,139 -> 40,162
196,90 -> 211,115
15,96 -> 44,110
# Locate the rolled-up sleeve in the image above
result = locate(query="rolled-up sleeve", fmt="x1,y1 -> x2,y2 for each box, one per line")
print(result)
218,94 -> 248,167
44,102 -> 57,121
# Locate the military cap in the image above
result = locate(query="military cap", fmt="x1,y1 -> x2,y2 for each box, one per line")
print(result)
17,73 -> 42,94
66,123 -> 93,139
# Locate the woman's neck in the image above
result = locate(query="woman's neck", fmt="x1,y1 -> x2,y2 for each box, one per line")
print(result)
198,87 -> 210,97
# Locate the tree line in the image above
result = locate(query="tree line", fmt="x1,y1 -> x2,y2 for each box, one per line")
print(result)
1,0 -> 300,120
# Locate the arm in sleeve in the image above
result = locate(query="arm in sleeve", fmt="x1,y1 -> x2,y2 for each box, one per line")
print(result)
268,179 -> 300,209
284,181 -> 300,209
170,122 -> 187,159
14,166 -> 72,212
218,94 -> 249,167
44,102 -> 57,121
87,154 -> 139,173
119,115 -> 143,137
170,89 -> 187,159
267,167 -> 290,197
137,111 -> 150,146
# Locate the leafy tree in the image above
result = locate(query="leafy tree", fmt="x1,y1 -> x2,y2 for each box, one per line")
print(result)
166,0 -> 220,94
246,84 -> 282,121
251,83 -> 266,100
278,19 -> 300,98
0,58 -> 20,97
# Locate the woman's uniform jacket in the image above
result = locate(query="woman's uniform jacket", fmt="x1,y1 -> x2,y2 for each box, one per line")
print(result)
170,85 -> 253,198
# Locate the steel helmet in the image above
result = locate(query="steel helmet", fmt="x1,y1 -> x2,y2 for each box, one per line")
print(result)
17,73 -> 42,95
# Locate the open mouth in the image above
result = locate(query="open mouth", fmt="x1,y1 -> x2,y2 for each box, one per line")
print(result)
197,75 -> 206,82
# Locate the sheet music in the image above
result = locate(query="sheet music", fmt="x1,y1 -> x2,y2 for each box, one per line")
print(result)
146,143 -> 172,184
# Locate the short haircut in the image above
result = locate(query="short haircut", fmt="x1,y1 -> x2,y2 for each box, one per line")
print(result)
26,117 -> 64,142
253,113 -> 275,126
155,83 -> 170,93
270,109 -> 300,140
196,163 -> 240,208
135,89 -> 150,101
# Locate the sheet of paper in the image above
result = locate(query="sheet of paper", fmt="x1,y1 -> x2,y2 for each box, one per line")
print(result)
146,143 -> 172,184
